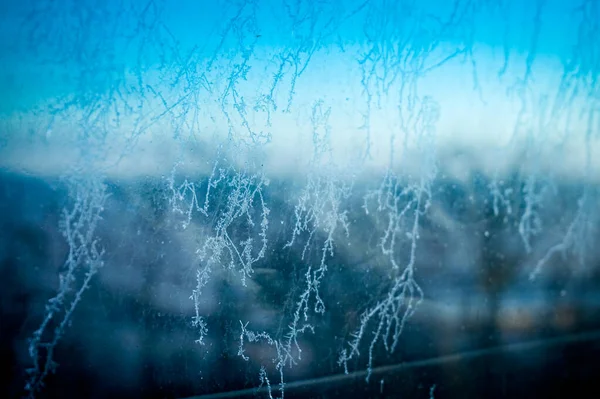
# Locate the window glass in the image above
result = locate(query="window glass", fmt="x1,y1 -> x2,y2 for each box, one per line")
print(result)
1,1 -> 599,398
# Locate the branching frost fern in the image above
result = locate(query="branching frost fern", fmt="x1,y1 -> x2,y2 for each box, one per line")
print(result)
26,177 -> 108,397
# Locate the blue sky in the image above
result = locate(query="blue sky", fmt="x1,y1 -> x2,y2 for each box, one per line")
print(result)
0,0 -> 594,180
0,0 -> 580,112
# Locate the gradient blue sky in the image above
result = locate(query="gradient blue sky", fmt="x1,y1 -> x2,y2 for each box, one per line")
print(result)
0,0 -> 594,180
0,0 -> 580,112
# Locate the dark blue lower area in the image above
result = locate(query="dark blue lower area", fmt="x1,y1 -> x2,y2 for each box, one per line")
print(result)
2,171 -> 600,399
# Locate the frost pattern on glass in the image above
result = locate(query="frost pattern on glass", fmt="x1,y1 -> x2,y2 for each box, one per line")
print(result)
1,0 -> 598,397
25,177 -> 108,397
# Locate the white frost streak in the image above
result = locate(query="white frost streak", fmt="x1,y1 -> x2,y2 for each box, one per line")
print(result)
26,177 -> 108,397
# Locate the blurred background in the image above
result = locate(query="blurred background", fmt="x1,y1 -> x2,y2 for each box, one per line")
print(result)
1,169 -> 599,398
